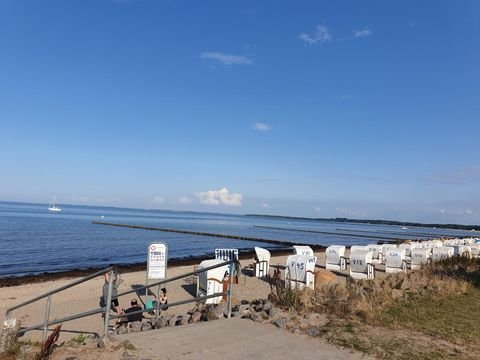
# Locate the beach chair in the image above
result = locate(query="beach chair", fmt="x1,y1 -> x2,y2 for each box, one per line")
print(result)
196,259 -> 229,305
451,245 -> 472,257
366,244 -> 384,264
285,255 -> 317,290
432,247 -> 454,262
470,244 -> 480,258
398,242 -> 416,259
325,245 -> 347,271
254,246 -> 271,278
385,248 -> 408,273
349,250 -> 375,280
292,245 -> 314,256
410,248 -> 432,270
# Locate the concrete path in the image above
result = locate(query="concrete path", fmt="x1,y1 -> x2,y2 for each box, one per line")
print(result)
119,318 -> 369,360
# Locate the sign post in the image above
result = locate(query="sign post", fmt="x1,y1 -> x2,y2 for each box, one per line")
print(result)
146,242 -> 168,311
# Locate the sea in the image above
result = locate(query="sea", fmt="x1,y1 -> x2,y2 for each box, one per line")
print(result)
0,201 -> 475,278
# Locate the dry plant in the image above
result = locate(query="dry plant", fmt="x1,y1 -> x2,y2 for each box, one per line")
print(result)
270,256 -> 478,323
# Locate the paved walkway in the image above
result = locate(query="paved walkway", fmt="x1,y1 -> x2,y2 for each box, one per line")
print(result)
119,318 -> 369,360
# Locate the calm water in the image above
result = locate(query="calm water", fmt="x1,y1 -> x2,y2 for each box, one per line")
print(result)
0,201 -> 474,278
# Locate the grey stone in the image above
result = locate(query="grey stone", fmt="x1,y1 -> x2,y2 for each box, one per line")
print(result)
240,300 -> 249,305
207,305 -> 226,320
272,318 -> 287,330
250,312 -> 263,322
191,311 -> 202,323
305,326 -> 321,337
117,324 -> 129,335
263,300 -> 273,313
155,316 -> 168,329
238,304 -> 250,313
141,322 -> 152,331
268,306 -> 281,319
168,316 -> 178,327
129,321 -> 143,333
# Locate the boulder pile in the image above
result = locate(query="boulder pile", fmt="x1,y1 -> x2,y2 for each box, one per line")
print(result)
114,298 -> 329,339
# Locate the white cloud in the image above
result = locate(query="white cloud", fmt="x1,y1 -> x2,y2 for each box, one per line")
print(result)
353,28 -> 372,38
152,196 -> 166,204
177,196 -> 192,204
196,187 -> 242,206
314,207 -> 322,212
440,209 -> 446,213
253,123 -> 272,131
300,25 -> 332,45
261,203 -> 270,208
466,209 -> 473,215
200,52 -> 253,65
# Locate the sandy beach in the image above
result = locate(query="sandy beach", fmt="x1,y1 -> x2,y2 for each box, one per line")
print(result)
1,251 -> 330,343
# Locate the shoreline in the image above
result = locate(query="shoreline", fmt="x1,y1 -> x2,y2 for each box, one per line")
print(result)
0,246 -> 326,287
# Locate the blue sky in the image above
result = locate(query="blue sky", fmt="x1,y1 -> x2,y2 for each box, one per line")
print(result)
1,0 -> 479,224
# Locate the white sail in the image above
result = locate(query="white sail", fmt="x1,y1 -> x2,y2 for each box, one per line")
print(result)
48,195 -> 61,212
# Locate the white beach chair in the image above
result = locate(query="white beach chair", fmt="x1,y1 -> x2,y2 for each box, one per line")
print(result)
451,245 -> 471,257
349,250 -> 375,280
399,242 -> 416,258
410,248 -> 432,270
350,245 -> 368,253
197,259 -> 229,304
254,246 -> 271,278
325,245 -> 347,271
285,255 -> 317,290
292,245 -> 314,256
469,244 -> 480,258
432,247 -> 454,262
366,244 -> 384,264
385,248 -> 408,273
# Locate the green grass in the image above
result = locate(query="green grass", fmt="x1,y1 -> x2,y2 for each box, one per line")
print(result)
379,287 -> 480,345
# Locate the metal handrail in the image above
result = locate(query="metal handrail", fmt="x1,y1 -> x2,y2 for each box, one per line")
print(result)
115,259 -> 236,299
17,291 -> 228,335
5,266 -> 114,315
8,259 -> 237,339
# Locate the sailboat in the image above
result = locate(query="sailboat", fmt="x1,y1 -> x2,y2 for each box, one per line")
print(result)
48,195 -> 61,212
401,220 -> 408,230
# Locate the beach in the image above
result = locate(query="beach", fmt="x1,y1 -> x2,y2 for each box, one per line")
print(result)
1,252 -> 328,343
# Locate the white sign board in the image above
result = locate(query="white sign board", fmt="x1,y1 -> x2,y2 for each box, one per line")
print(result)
147,242 -> 168,280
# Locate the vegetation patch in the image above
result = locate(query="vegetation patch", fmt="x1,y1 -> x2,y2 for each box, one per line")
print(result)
270,256 -> 480,359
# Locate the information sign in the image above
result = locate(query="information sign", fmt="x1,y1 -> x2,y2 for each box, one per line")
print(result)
147,242 -> 168,280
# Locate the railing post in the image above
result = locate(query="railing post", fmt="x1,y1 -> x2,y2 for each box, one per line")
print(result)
154,285 -> 160,324
42,295 -> 51,343
103,270 -> 114,337
227,262 -> 234,318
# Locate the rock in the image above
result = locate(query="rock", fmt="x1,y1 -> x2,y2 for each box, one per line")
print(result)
260,311 -> 269,320
305,326 -> 321,337
155,316 -> 168,329
129,321 -> 142,333
97,338 -> 109,349
207,306 -> 225,321
191,311 -> 202,323
141,322 -> 152,331
250,312 -> 263,322
263,300 -> 273,313
168,316 -> 178,327
253,304 -> 263,312
121,351 -> 136,360
240,300 -> 249,305
117,324 -> 129,335
298,318 -> 311,330
231,310 -> 239,318
238,304 -> 250,313
304,313 -> 328,327
272,318 -> 287,330
268,306 -> 281,319
187,308 -> 196,315
291,327 -> 302,334
314,269 -> 337,288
